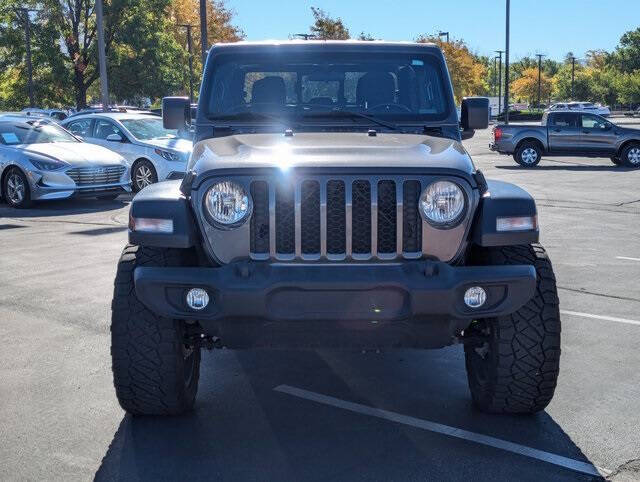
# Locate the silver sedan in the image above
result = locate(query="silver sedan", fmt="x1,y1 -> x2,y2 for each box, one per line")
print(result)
0,116 -> 131,208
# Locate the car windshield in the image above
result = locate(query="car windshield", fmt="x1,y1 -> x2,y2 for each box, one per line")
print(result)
120,118 -> 178,140
202,51 -> 450,124
0,120 -> 78,145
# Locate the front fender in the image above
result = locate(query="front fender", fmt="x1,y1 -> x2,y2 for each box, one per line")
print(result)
128,180 -> 197,248
471,180 -> 539,247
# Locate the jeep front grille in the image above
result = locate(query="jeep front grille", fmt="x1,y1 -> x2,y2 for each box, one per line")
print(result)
66,165 -> 126,186
249,177 -> 424,261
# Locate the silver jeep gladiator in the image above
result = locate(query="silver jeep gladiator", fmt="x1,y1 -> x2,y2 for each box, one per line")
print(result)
490,110 -> 640,167
111,41 -> 561,416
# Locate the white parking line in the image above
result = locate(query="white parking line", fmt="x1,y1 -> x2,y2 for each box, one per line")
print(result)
561,310 -> 640,326
616,256 -> 640,262
274,384 -> 609,477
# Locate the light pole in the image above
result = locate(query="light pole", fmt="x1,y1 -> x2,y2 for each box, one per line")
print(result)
199,0 -> 207,65
178,24 -> 194,103
496,50 -> 504,116
536,53 -> 545,109
504,0 -> 510,124
493,56 -> 497,96
14,7 -> 39,107
438,31 -> 449,43
95,0 -> 109,110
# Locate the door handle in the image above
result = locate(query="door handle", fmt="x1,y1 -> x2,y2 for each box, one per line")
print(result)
553,128 -> 561,132
582,130 -> 590,134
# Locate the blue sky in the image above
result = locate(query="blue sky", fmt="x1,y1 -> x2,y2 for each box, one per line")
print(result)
225,0 -> 639,62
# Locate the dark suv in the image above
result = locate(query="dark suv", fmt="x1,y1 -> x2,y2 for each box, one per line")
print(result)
111,41 -> 561,416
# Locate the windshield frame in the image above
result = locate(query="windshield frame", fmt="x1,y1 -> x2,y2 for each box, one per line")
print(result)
199,44 -> 456,128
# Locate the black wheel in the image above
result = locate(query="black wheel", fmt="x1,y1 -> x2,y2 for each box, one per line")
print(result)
111,245 -> 201,415
620,143 -> 640,168
610,156 -> 622,166
464,244 -> 561,414
96,194 -> 119,201
3,167 -> 32,208
514,141 -> 542,167
131,160 -> 157,192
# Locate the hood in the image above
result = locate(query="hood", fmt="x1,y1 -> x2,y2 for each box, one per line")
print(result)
19,142 -> 126,166
189,132 -> 474,174
140,137 -> 192,152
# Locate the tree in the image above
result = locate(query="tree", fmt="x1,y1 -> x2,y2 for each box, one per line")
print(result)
611,27 -> 640,73
168,0 -> 244,97
309,7 -> 349,40
415,36 -> 488,103
552,62 -> 592,101
511,67 -> 552,105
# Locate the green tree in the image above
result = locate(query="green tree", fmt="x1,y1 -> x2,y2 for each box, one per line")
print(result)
415,36 -> 488,103
611,27 -> 640,73
309,7 -> 350,40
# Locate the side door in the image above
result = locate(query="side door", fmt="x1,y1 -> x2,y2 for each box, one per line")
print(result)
89,119 -> 136,164
579,114 -> 617,155
547,112 -> 580,153
64,118 -> 94,141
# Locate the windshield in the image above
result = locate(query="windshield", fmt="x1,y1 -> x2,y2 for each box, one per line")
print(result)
120,118 -> 178,140
203,51 -> 450,124
0,121 -> 78,145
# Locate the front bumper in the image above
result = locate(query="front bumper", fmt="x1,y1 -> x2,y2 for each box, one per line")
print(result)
133,261 -> 536,348
27,167 -> 131,200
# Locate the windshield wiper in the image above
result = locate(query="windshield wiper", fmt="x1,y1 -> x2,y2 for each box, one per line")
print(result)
303,110 -> 400,131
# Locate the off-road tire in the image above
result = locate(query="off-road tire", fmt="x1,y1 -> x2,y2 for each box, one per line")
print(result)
464,244 -> 561,414
111,244 -> 201,415
514,141 -> 542,167
620,143 -> 640,168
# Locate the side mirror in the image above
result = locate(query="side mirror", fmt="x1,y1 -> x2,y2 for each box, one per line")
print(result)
106,133 -> 123,142
460,96 -> 490,131
163,96 -> 190,130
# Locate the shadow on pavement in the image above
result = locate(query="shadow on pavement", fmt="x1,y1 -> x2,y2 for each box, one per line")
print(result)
95,349 -> 602,481
0,196 -> 131,218
496,164 -> 636,172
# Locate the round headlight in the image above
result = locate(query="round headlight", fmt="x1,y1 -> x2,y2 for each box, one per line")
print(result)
420,181 -> 466,227
204,181 -> 251,226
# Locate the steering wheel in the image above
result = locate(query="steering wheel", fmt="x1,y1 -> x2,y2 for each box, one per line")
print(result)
367,103 -> 412,113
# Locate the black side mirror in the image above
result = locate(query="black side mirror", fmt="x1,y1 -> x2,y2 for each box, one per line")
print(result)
461,97 -> 489,132
162,96 -> 190,130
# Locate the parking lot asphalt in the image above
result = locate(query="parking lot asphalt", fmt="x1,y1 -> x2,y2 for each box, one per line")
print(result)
1,124 -> 639,481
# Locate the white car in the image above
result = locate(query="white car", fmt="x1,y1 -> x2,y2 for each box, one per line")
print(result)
548,102 -> 610,117
0,115 -> 130,208
61,112 -> 192,192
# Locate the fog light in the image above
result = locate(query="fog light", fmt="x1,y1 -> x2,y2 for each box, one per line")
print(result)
464,286 -> 486,308
186,288 -> 209,310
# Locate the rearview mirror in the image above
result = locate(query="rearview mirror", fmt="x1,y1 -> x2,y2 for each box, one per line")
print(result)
163,96 -> 190,130
460,97 -> 490,131
106,133 -> 123,142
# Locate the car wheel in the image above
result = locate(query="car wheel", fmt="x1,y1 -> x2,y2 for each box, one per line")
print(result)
3,167 -> 32,208
620,143 -> 640,168
610,156 -> 622,166
464,243 -> 561,414
515,142 -> 542,167
131,160 -> 157,192
111,244 -> 201,415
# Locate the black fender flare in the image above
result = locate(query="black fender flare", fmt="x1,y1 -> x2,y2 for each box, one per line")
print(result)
128,180 -> 197,248
471,180 -> 539,246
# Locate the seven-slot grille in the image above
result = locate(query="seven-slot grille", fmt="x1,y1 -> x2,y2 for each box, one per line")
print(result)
250,178 -> 423,261
65,165 -> 125,186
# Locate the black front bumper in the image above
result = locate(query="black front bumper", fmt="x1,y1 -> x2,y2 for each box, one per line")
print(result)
133,261 -> 536,348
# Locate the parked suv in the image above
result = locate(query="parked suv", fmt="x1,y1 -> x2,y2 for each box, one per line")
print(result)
111,41 -> 561,416
61,112 -> 192,192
